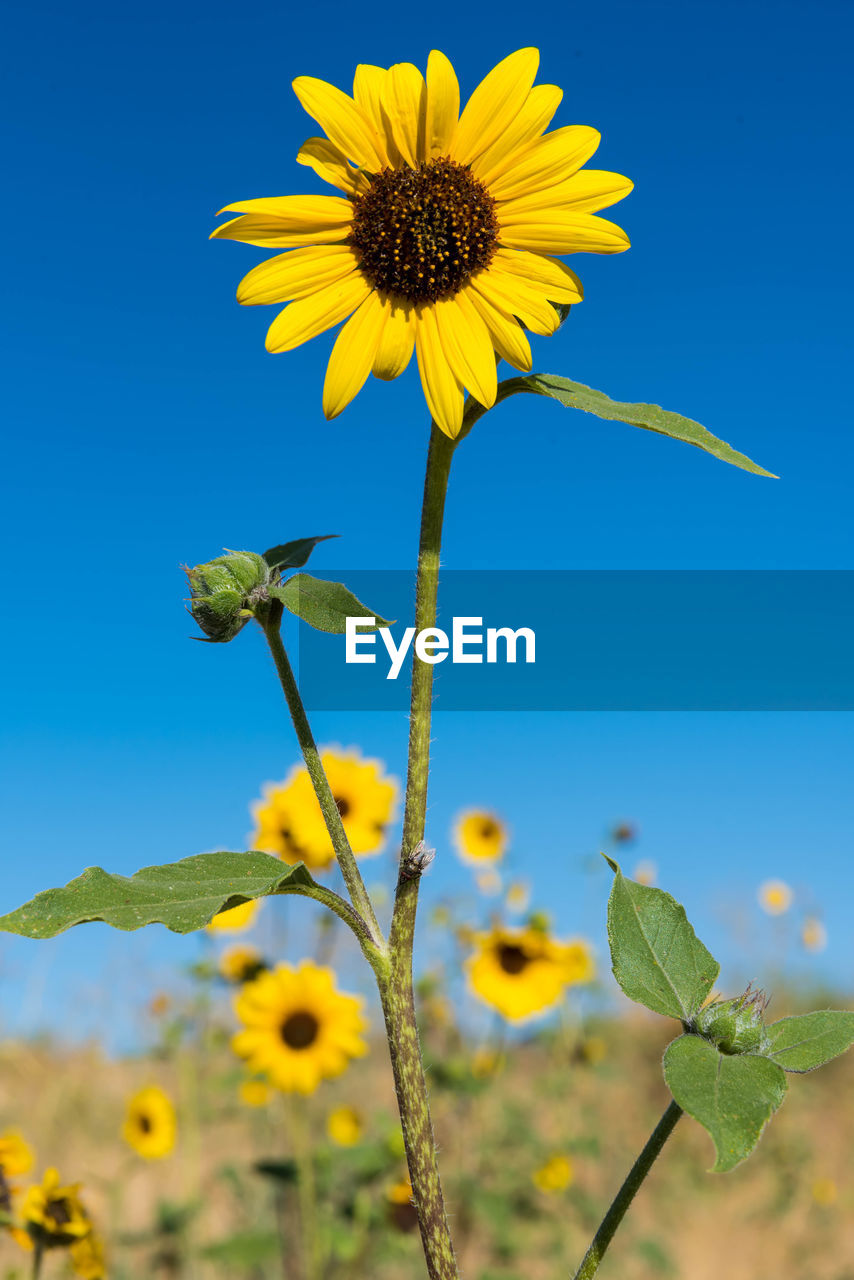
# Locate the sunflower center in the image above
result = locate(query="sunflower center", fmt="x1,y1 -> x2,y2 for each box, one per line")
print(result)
480,821 -> 497,839
47,1199 -> 72,1229
350,159 -> 499,304
334,796 -> 351,818
138,1114 -> 153,1134
497,944 -> 530,975
280,1010 -> 320,1050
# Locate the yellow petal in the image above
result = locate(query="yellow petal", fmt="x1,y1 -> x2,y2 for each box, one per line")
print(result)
450,48 -> 540,167
237,245 -> 361,306
292,76 -> 386,170
323,292 -> 387,418
372,300 -> 416,380
382,62 -> 427,168
465,286 -> 532,371
425,50 -> 459,157
353,65 -> 400,167
414,306 -> 465,437
492,248 -> 583,304
210,214 -> 350,248
488,126 -> 601,201
473,84 -> 563,183
296,137 -> 370,195
469,268 -> 560,337
501,169 -> 634,215
211,195 -> 353,247
499,212 -> 630,255
265,274 -> 372,353
434,294 -> 497,408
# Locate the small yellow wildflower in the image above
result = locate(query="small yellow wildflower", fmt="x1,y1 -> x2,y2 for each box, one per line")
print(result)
475,869 -> 503,897
453,810 -> 508,865
561,938 -> 596,986
533,1154 -> 573,1193
326,1105 -> 363,1147
505,881 -> 530,913
219,944 -> 266,984
121,1087 -> 177,1160
758,880 -> 793,916
812,1177 -> 838,1207
70,1232 -> 107,1279
21,1169 -> 92,1247
239,1078 -> 273,1108
801,917 -> 827,953
0,1132 -> 35,1179
206,897 -> 261,934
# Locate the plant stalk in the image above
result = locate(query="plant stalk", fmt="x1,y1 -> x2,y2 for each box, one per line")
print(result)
383,422 -> 457,1280
572,1099 -> 683,1280
261,616 -> 384,948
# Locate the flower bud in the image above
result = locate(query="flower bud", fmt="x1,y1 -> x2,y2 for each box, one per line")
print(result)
185,550 -> 270,642
694,986 -> 769,1055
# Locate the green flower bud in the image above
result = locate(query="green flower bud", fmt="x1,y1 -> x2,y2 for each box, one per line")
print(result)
694,985 -> 769,1055
185,550 -> 270,643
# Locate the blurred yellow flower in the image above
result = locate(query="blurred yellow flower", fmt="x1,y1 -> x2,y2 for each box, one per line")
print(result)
219,944 -> 266,984
453,810 -> 508,865
206,897 -> 260,935
121,1087 -> 177,1160
533,1154 -> 573,1193
505,881 -> 530,913
471,1047 -> 502,1079
560,938 -> 596,986
239,1077 -> 273,1108
211,49 -> 631,439
466,926 -> 570,1022
233,961 -> 367,1094
21,1169 -> 92,1246
386,1176 -> 418,1231
475,868 -> 503,897
70,1232 -> 107,1279
148,992 -> 171,1018
0,1132 -> 35,1179
758,879 -> 793,916
326,1105 -> 364,1146
801,917 -> 827,953
252,750 -> 396,871
812,1177 -> 838,1207
632,860 -> 657,886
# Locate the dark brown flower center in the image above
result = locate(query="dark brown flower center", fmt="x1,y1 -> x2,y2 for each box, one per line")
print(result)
480,820 -> 498,839
497,944 -> 530,975
47,1198 -> 73,1229
334,796 -> 351,818
281,1011 -> 320,1050
350,159 -> 499,304
138,1113 -> 153,1134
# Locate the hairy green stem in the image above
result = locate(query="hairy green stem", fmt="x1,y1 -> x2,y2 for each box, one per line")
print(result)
261,615 -> 384,949
572,1100 -> 683,1280
383,422 -> 457,1280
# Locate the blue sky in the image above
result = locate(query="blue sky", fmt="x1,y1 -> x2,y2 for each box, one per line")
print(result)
2,0 -> 852,1044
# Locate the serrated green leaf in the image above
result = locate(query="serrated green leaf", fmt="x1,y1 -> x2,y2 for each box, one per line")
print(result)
605,857 -> 719,1021
663,1034 -> 787,1172
0,852 -> 316,938
275,573 -> 392,634
763,1010 -> 854,1073
491,374 -> 777,477
262,535 -> 337,573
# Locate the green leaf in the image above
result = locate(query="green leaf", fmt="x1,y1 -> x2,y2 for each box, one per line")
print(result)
263,535 -> 337,573
274,573 -> 392,634
663,1033 -> 787,1171
763,1010 -> 854,1073
494,374 -> 777,477
604,856 -> 719,1021
0,851 -> 317,938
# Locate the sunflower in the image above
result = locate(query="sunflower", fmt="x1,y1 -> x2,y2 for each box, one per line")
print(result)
758,879 -> 793,916
232,961 -> 368,1094
252,749 -> 396,870
801,916 -> 827,953
326,1105 -> 364,1147
0,1132 -> 35,1180
466,925 -> 570,1022
70,1233 -> 107,1280
238,1077 -> 273,1108
121,1086 -> 177,1160
453,809 -> 508,865
20,1169 -> 92,1248
560,937 -> 596,986
206,897 -> 261,935
219,944 -> 267,984
212,48 -> 631,437
532,1154 -> 573,1193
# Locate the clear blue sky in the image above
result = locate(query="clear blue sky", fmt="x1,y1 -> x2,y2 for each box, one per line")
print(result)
2,0 -> 852,1045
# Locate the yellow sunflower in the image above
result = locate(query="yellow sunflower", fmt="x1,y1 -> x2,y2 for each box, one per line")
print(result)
801,916 -> 827,953
560,937 -> 596,986
758,879 -> 793,916
453,810 -> 508,865
212,48 -> 631,437
533,1154 -> 573,1193
121,1086 -> 177,1160
70,1233 -> 107,1280
0,1132 -> 35,1179
206,897 -> 261,935
232,961 -> 368,1094
20,1169 -> 92,1247
252,749 -> 396,870
238,1077 -> 273,1108
326,1105 -> 364,1147
219,944 -> 267,984
466,925 -> 571,1022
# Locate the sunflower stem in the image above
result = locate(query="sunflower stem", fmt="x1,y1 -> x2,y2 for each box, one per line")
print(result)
30,1241 -> 43,1280
260,613 -> 384,950
571,1100 -> 682,1280
383,421 -> 458,1280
